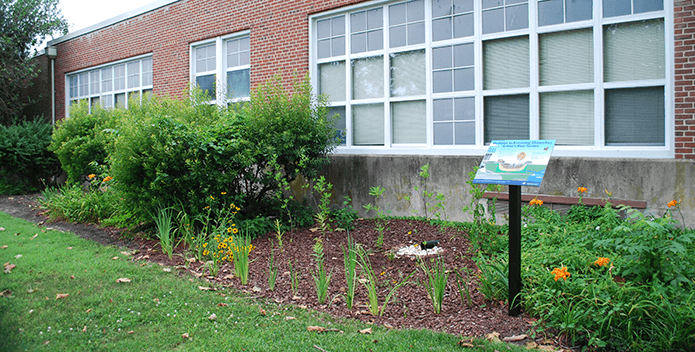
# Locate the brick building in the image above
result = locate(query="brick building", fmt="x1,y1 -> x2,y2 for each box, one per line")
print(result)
46,0 -> 695,220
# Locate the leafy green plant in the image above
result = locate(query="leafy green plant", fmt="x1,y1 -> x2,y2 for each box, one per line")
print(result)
40,182 -> 121,224
268,241 -> 278,291
150,206 -> 178,260
311,237 -> 333,304
230,233 -> 254,285
330,196 -> 359,231
0,119 -> 60,194
363,185 -> 390,249
341,234 -> 358,310
274,219 -> 284,250
313,176 -> 333,232
455,269 -> 473,307
418,255 -> 449,314
355,244 -> 413,316
476,254 -> 509,302
462,166 -> 504,253
288,258 -> 302,296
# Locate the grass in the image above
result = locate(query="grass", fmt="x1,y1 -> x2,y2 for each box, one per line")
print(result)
0,211 -> 522,352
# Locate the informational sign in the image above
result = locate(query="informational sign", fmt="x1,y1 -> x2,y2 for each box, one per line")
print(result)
472,140 -> 556,187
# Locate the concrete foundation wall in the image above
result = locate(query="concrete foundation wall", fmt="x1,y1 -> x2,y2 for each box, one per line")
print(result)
318,155 -> 695,225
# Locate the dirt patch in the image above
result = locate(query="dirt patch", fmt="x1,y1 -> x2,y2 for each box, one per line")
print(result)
0,194 -> 563,347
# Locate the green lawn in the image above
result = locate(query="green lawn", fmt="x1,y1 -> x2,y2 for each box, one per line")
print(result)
0,211 -> 522,351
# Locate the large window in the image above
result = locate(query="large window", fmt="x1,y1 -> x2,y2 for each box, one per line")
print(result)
311,0 -> 670,158
190,33 -> 251,105
66,56 -> 152,114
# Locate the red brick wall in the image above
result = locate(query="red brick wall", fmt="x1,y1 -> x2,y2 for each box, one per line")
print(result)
54,0 -> 366,120
675,0 -> 695,159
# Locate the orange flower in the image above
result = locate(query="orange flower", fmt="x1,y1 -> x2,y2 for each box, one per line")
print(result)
577,187 -> 587,194
593,257 -> 610,267
529,198 -> 543,206
551,266 -> 571,281
668,200 -> 679,208
103,176 -> 113,182
87,174 -> 96,179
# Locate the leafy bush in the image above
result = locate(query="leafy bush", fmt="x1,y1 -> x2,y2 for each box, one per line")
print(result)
49,102 -> 122,183
108,74 -> 337,223
0,119 -> 60,194
479,200 -> 695,351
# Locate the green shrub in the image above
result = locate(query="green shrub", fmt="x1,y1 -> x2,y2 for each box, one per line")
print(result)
0,119 -> 60,194
40,182 -> 120,224
49,102 -> 122,182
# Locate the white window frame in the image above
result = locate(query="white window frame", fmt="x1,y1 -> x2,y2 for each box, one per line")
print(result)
309,0 -> 674,159
189,31 -> 251,106
64,54 -> 154,117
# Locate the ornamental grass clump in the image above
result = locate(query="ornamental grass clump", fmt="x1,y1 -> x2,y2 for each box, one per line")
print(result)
418,255 -> 449,314
341,234 -> 358,310
229,233 -> 255,285
310,237 -> 332,304
150,206 -> 178,260
355,244 -> 413,316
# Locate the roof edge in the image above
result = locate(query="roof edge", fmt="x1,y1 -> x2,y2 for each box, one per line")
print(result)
48,0 -> 180,46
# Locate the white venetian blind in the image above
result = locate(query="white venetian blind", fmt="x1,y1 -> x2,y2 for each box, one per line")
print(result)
604,19 -> 665,82
319,61 -> 346,102
540,90 -> 594,145
353,104 -> 384,145
540,28 -> 593,86
392,100 -> 426,144
484,36 -> 529,90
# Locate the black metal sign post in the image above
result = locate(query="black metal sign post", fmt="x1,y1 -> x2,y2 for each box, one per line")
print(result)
508,185 -> 522,316
471,140 -> 555,317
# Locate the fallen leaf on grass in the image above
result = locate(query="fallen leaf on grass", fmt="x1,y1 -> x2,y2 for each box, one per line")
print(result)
1,245 -> 7,249
208,313 -> 217,321
307,326 -> 326,332
27,288 -> 37,293
112,257 -> 119,260
86,309 -> 92,313
82,326 -> 87,333
217,303 -> 228,307
162,268 -> 172,272
43,340 -> 49,345
4,262 -> 16,273
252,286 -> 262,293
31,234 -> 38,240
14,254 -> 22,259
70,275 -> 75,279
182,333 -> 190,339
383,323 -> 395,329
486,332 -> 502,344
259,307 -> 267,316
1,289 -> 11,297
359,328 -> 372,334
198,286 -> 216,291
0,227 -> 5,231
525,341 -> 538,349
503,334 -> 527,342
56,293 -> 69,299
127,330 -> 134,334
116,278 -> 131,283
67,247 -> 72,250
285,316 -> 296,320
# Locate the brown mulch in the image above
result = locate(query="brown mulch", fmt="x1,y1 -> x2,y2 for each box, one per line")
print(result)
0,194 -> 566,348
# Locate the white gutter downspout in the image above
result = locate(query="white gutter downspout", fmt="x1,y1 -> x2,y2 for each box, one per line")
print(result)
46,46 -> 58,125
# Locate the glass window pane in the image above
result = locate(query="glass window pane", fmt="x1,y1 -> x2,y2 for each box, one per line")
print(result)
433,98 -> 454,121
226,69 -> 250,99
114,65 -> 125,91
240,37 -> 250,51
351,12 -> 366,32
540,28 -> 593,86
318,40 -> 331,59
332,16 -> 346,36
127,61 -> 140,89
390,25 -> 407,48
455,97 -> 475,120
453,13 -> 474,38
351,33 -> 367,53
432,46 -> 452,69
483,8 -> 505,34
318,19 -> 331,39
328,106 -> 347,145
79,72 -> 88,96
228,53 -> 239,68
434,122 -> 454,144
319,61 -> 346,102
90,71 -> 100,95
538,0 -> 563,26
540,90 -> 594,145
506,4 -> 528,31
390,3 -> 406,25
142,58 -> 153,86
566,0 -> 592,22
101,94 -> 113,109
196,74 -> 216,100
367,8 -> 383,29
352,56 -> 384,100
604,19 -> 665,82
433,70 -> 453,93
407,0 -> 425,21
101,67 -> 112,92
605,87 -> 664,146
483,0 -> 503,9
332,37 -> 345,56
115,93 -> 126,109
603,0 -> 631,17
634,0 -> 663,13
455,121 -> 475,144
408,22 -> 425,45
240,51 -> 250,66
368,29 -> 383,51
391,50 -> 426,97
454,0 -> 473,13
432,17 -> 452,41
484,94 -> 529,143
454,43 -> 474,67
484,36 -> 530,90
353,104 -> 384,145
454,68 -> 474,91
432,0 -> 452,17
392,100 -> 426,143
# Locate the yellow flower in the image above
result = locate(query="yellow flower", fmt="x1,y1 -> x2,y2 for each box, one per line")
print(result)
203,249 -> 209,256
221,192 -> 227,195
551,266 -> 570,281
232,228 -> 238,234
577,187 -> 587,194
227,227 -> 232,233
380,271 -> 385,276
103,176 -> 113,182
203,243 -> 208,248
87,174 -> 96,179
210,196 -> 215,200
668,200 -> 679,208
203,206 -> 210,210
593,257 -> 610,267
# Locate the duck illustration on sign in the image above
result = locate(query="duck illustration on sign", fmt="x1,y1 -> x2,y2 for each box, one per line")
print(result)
473,140 -> 555,187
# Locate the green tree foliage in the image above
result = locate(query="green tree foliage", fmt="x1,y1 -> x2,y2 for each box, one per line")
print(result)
0,0 -> 68,125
